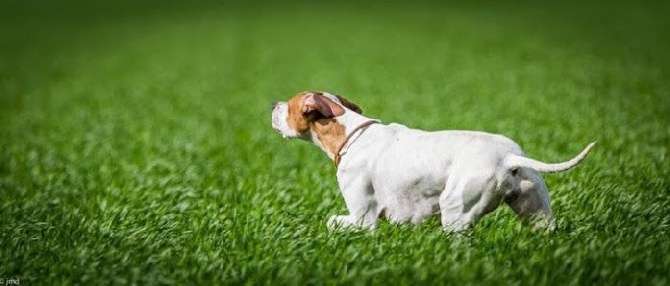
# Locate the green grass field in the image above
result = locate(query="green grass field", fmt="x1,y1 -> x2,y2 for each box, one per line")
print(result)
1,0 -> 669,284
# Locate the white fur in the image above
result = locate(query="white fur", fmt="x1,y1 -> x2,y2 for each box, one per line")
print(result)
271,103 -> 300,139
272,92 -> 595,232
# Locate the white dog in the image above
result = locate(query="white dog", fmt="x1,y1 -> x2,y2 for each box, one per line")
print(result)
271,91 -> 595,232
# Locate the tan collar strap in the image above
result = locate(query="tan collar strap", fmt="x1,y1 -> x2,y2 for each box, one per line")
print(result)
333,120 -> 379,167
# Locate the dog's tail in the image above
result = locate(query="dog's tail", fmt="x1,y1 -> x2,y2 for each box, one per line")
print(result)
504,142 -> 596,173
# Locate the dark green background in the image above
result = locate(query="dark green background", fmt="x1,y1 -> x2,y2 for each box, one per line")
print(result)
1,0 -> 668,284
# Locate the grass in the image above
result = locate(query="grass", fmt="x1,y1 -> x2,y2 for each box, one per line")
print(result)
1,0 -> 669,284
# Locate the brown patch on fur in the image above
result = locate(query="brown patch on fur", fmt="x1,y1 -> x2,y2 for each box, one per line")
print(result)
286,91 -> 346,134
311,118 -> 346,157
302,93 -> 344,118
335,95 -> 363,114
285,91 -> 348,155
287,92 -> 312,134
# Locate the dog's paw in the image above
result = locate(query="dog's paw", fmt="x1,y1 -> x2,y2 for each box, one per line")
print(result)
327,215 -> 350,231
327,215 -> 378,232
532,218 -> 557,232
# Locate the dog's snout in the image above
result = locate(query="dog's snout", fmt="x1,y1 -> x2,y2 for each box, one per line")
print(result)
271,101 -> 279,110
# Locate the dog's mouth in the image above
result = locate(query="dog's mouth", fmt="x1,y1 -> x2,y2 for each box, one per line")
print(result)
271,115 -> 281,133
271,102 -> 305,140
271,114 -> 289,138
272,126 -> 286,137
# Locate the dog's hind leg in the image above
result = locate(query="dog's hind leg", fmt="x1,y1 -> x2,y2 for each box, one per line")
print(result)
504,168 -> 556,230
439,173 -> 501,232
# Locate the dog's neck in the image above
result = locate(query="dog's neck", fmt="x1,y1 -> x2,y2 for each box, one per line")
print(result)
333,120 -> 379,166
308,111 -> 379,164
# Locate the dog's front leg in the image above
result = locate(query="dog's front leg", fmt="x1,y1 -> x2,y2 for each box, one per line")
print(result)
327,175 -> 378,231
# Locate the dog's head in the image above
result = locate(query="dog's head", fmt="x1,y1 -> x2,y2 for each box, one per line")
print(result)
271,91 -> 362,140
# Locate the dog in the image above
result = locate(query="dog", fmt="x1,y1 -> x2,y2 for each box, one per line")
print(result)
271,91 -> 595,232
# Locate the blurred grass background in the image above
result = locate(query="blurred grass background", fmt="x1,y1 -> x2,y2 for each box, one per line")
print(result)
1,0 -> 669,284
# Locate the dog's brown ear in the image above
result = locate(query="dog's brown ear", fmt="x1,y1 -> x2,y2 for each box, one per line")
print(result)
301,93 -> 345,119
335,95 -> 363,114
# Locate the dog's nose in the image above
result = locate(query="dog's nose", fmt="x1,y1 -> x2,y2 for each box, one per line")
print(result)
271,101 -> 279,110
